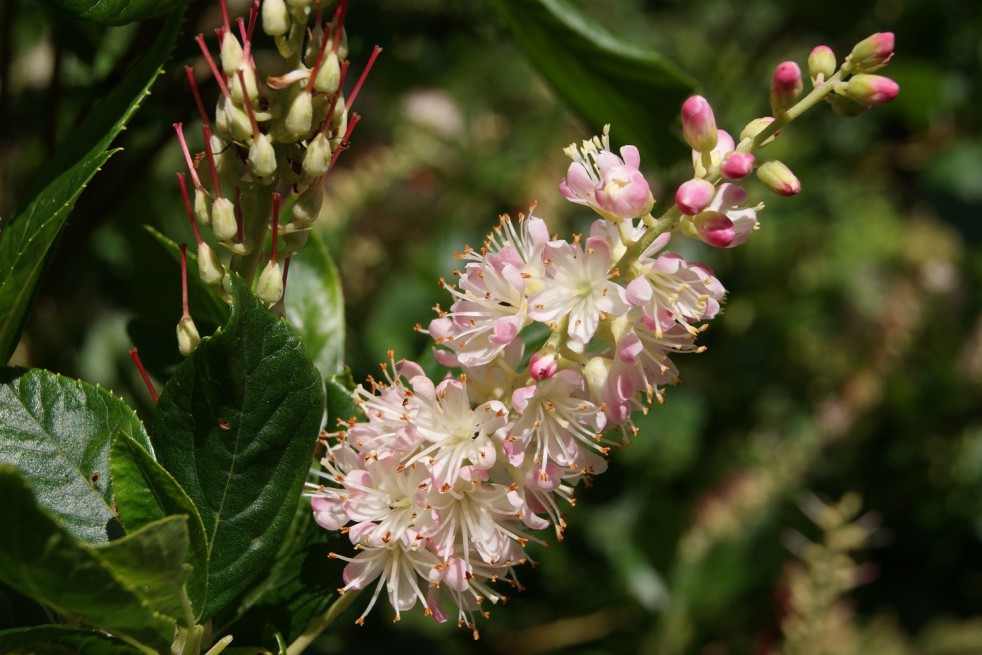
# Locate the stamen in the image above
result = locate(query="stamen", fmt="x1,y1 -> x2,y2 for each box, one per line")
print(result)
346,46 -> 382,111
176,173 -> 203,244
173,123 -> 202,189
128,348 -> 158,404
184,67 -> 213,132
201,124 -> 223,198
195,35 -> 231,99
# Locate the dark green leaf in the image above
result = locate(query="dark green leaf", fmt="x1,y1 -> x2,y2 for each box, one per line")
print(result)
487,0 -> 696,164
110,432 -> 208,618
284,231 -> 345,379
0,9 -> 184,364
0,466 -> 175,650
224,501 -> 342,646
0,625 -> 135,655
0,368 -> 152,543
34,0 -> 186,26
89,516 -> 191,624
150,277 -> 324,619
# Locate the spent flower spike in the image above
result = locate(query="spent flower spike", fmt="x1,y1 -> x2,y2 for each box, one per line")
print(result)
306,29 -> 900,634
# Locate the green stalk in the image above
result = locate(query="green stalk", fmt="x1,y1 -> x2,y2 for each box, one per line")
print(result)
285,590 -> 361,655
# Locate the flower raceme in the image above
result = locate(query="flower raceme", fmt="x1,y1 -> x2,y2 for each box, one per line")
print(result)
306,32 -> 899,634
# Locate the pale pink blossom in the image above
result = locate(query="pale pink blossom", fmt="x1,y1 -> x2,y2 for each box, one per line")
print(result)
560,125 -> 653,219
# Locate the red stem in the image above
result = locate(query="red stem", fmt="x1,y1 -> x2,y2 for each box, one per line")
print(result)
176,173 -> 204,244
128,348 -> 158,404
270,192 -> 281,263
280,256 -> 292,303
346,46 -> 382,111
173,123 -> 202,189
320,60 -> 350,136
185,67 -> 213,132
237,69 -> 260,137
201,124 -> 223,199
179,243 -> 190,317
195,34 -> 231,99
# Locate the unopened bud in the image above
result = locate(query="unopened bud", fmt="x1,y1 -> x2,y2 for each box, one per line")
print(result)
826,93 -> 870,117
256,259 -> 284,305
690,211 -> 736,248
286,0 -> 311,9
230,66 -> 260,104
177,315 -> 201,356
285,91 -> 313,139
220,33 -> 244,77
530,350 -> 559,381
313,51 -> 341,95
848,32 -> 895,73
808,46 -> 836,82
740,117 -> 778,148
845,74 -> 899,105
721,152 -> 755,180
249,133 -> 278,178
262,0 -> 290,36
284,229 -> 309,251
292,183 -> 324,225
681,95 -> 718,153
675,178 -> 715,216
197,242 -> 225,286
193,187 -> 212,227
223,96 -> 254,141
770,61 -> 803,114
756,160 -> 801,196
212,197 -> 238,241
302,132 -> 333,179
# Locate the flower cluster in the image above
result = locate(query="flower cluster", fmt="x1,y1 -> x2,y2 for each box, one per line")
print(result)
306,32 -> 898,633
173,0 -> 379,354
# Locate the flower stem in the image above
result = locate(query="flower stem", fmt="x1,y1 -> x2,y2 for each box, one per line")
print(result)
286,590 -> 361,655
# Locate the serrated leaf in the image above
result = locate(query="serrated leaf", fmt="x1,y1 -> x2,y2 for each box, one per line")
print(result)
284,231 -> 345,379
487,0 -> 696,164
0,368 -> 153,543
34,0 -> 186,26
0,9 -> 184,364
150,277 -> 324,619
0,466 -> 175,650
89,515 -> 191,623
110,432 -> 208,618
0,625 -> 135,655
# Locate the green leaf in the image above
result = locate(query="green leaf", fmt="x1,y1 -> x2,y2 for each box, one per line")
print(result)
150,277 -> 324,619
0,368 -> 152,543
110,432 -> 208,618
0,466 -> 176,651
487,0 -> 697,163
0,625 -> 135,655
0,9 -> 184,364
224,502 -> 341,647
90,515 -> 191,624
284,231 -> 345,379
34,0 -> 186,26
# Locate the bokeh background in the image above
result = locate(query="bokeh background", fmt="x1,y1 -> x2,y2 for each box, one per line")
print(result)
2,0 -> 982,653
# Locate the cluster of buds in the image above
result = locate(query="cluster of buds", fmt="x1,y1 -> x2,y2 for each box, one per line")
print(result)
305,33 -> 897,633
173,0 -> 379,354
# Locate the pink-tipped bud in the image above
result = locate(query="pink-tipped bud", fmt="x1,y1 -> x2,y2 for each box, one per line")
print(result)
721,152 -> 755,180
848,32 -> 895,73
691,211 -> 736,248
740,117 -> 778,147
770,61 -> 803,114
681,95 -> 718,153
808,46 -> 836,82
530,350 -> 559,381
757,160 -> 801,196
675,179 -> 716,216
845,74 -> 899,105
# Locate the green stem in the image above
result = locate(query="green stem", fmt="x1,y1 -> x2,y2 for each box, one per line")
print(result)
235,186 -> 275,285
285,589 -> 361,655
613,208 -> 680,275
110,631 -> 158,655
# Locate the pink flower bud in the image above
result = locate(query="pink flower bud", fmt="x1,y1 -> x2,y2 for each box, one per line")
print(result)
757,160 -> 801,196
808,45 -> 836,81
692,211 -> 736,248
770,61 -> 803,114
675,178 -> 716,216
594,164 -> 654,219
721,152 -> 755,180
845,74 -> 899,105
681,95 -> 718,153
530,350 -> 559,381
848,32 -> 895,73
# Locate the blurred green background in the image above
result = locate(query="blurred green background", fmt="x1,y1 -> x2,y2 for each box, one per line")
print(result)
2,0 -> 982,653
